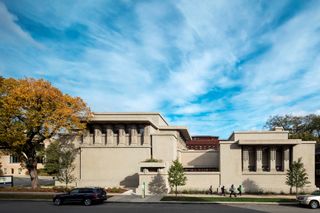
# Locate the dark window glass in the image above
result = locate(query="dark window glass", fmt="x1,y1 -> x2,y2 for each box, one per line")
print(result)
10,155 -> 19,163
70,189 -> 80,195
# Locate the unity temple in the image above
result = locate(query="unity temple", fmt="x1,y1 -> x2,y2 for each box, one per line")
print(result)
0,112 -> 316,194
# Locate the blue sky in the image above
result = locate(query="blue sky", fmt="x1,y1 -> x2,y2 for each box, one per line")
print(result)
0,0 -> 320,138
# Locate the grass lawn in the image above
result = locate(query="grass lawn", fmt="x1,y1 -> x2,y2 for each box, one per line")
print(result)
161,196 -> 296,202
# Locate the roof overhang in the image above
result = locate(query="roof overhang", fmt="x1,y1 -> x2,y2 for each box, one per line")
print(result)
237,139 -> 301,145
159,126 -> 191,141
89,112 -> 169,128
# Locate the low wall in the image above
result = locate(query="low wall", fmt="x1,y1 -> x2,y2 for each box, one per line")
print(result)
242,173 -> 315,193
138,172 -> 221,195
180,172 -> 220,191
138,172 -> 169,195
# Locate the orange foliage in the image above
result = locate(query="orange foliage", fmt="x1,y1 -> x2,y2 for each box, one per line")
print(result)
0,77 -> 92,188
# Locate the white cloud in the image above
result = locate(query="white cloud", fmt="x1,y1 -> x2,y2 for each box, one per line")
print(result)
0,2 -> 41,47
1,0 -> 320,138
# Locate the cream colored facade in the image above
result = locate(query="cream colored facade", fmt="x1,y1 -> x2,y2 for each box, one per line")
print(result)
0,112 -> 316,194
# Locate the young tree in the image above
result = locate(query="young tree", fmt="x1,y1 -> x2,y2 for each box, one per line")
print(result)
286,158 -> 310,195
44,136 -> 79,187
168,159 -> 187,196
0,78 -> 91,189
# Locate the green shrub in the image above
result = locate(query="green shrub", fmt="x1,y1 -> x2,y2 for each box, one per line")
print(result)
143,158 -> 162,163
106,187 -> 127,193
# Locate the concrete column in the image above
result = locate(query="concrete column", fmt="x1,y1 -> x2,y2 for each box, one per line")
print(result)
270,147 -> 276,172
94,125 -> 102,144
106,125 -> 113,146
143,125 -> 151,145
129,125 -> 138,145
243,147 -> 249,172
283,146 -> 290,171
117,125 -> 125,145
256,147 -> 262,172
82,129 -> 91,145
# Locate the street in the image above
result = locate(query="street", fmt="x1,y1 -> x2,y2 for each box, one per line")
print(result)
0,201 -> 314,213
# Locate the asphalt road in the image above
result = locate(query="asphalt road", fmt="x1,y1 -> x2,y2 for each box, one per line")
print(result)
0,201 -> 314,213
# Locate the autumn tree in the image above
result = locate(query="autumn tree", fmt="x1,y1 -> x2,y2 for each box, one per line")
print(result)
0,77 -> 91,189
44,136 -> 79,187
168,159 -> 187,196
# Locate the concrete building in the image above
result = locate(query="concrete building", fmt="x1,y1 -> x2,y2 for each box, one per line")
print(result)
0,112 -> 316,194
70,112 -> 316,194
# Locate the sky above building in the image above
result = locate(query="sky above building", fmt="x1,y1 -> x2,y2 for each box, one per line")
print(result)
0,0 -> 320,138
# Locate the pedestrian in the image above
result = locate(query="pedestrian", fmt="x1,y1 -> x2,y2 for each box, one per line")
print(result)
209,185 -> 213,195
221,185 -> 225,196
237,185 -> 242,196
229,184 -> 237,197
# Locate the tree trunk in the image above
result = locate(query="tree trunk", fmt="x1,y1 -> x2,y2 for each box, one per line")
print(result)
27,158 -> 39,189
296,186 -> 298,196
175,185 -> 177,197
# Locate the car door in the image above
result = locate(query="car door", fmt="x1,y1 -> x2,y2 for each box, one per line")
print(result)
67,189 -> 80,203
78,188 -> 92,202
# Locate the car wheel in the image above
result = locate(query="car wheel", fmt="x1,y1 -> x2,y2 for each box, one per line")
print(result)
83,198 -> 92,206
309,200 -> 319,209
54,198 -> 62,206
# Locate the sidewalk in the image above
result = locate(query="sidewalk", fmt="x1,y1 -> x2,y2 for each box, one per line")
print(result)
106,193 -> 298,205
107,195 -> 163,203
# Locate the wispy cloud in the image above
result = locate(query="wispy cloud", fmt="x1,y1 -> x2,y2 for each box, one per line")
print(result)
1,0 -> 319,138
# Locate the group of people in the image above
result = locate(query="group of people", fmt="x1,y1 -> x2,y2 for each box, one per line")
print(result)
209,184 -> 242,197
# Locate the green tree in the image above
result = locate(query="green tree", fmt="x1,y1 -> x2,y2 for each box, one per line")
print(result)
265,114 -> 320,142
0,77 -> 91,189
286,158 -> 310,195
44,136 -> 79,187
168,159 -> 187,196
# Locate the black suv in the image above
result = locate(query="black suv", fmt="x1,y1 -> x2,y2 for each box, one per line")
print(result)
53,187 -> 107,206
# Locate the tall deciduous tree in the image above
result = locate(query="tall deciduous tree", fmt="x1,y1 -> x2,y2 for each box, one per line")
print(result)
286,158 -> 310,195
265,114 -> 320,142
44,136 -> 79,187
0,77 -> 91,189
168,159 -> 187,196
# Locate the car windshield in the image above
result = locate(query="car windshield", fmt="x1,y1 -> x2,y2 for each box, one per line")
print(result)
311,191 -> 320,195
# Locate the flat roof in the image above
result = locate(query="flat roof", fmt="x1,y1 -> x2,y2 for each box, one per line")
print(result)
92,112 -> 169,126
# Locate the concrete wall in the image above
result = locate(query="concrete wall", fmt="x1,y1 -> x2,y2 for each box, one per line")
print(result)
292,141 -> 316,192
180,150 -> 219,168
78,147 -> 151,188
242,173 -> 288,193
219,141 -> 242,186
139,172 -> 169,195
138,172 -> 221,194
152,134 -> 177,165
233,131 -> 289,141
181,172 -> 220,191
